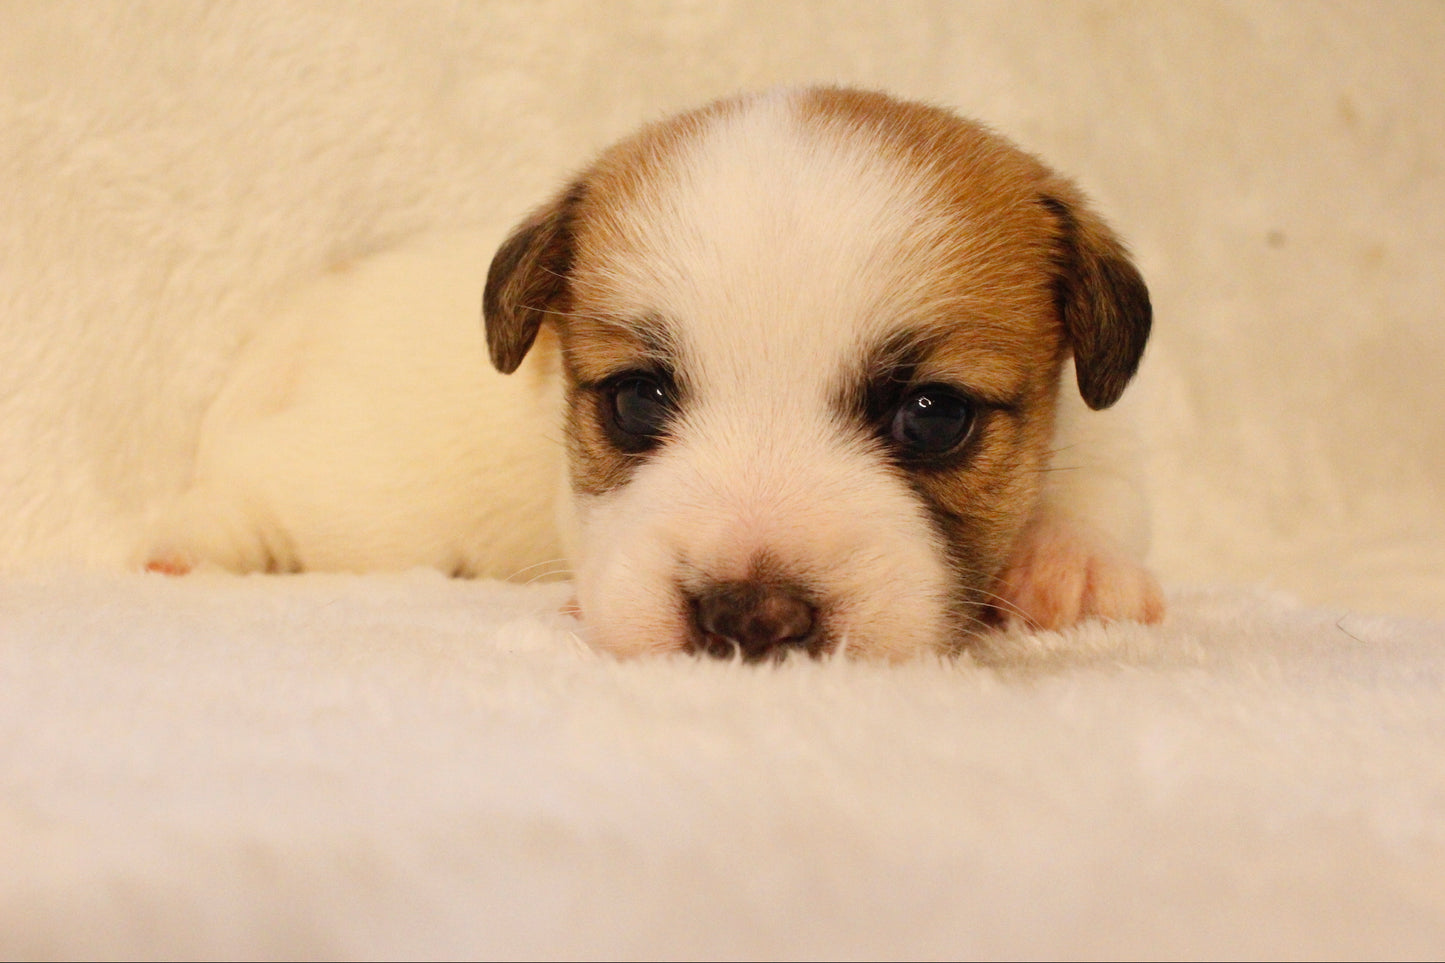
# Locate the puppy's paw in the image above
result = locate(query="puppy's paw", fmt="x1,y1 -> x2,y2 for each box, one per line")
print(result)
141,485 -> 285,576
144,554 -> 195,576
995,514 -> 1164,630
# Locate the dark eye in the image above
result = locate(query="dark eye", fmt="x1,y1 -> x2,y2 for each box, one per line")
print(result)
602,372 -> 675,453
889,385 -> 975,456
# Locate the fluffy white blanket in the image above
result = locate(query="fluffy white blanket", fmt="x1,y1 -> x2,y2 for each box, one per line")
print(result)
2,2 -> 1442,957
4,572 -> 1442,958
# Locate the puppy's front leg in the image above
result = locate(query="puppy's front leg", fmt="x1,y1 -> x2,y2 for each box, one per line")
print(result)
996,380 -> 1165,630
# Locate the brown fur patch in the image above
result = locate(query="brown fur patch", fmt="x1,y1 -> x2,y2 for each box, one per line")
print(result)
798,87 -> 1151,410
483,182 -> 586,374
559,315 -> 681,497
484,100 -> 740,496
851,319 -> 1062,630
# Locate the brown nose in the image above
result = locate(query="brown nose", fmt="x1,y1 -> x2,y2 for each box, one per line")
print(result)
689,581 -> 820,661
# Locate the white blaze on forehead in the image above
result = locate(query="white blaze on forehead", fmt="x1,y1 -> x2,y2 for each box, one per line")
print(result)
596,90 -> 945,395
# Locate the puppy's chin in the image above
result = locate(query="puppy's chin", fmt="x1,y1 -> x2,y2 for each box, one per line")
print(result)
566,444 -> 969,661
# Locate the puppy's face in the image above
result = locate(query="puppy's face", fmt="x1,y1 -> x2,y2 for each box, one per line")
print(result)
486,88 -> 1149,660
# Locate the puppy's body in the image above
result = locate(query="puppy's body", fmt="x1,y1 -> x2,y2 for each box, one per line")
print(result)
150,234 -> 568,578
150,87 -> 1163,658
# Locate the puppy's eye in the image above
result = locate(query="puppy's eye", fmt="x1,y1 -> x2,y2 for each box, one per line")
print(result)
889,385 -> 975,456
602,372 -> 675,452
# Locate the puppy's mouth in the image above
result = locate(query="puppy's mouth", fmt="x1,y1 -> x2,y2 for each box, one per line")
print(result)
683,579 -> 831,663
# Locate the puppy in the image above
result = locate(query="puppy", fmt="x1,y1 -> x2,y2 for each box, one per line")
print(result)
148,86 -> 1164,660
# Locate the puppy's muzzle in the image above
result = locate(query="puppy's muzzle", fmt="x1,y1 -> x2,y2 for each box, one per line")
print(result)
688,580 -> 823,662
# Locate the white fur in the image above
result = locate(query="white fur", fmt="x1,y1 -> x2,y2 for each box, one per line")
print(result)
150,92 -> 1158,656
149,232 -> 567,580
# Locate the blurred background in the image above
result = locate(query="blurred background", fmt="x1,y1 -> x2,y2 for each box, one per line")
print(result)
1,0 -> 1440,617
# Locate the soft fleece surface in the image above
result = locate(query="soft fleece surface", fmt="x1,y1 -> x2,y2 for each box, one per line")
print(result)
2,2 -> 1443,958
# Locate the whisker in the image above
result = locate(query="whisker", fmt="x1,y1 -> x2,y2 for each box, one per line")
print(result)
529,262 -> 571,283
974,593 -> 1036,630
562,628 -> 592,656
507,301 -> 594,323
939,569 -> 1038,630
507,558 -> 575,585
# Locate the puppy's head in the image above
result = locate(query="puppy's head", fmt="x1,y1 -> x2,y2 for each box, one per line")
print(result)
485,87 -> 1150,660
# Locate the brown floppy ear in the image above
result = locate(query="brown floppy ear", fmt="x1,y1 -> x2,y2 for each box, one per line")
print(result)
483,183 -> 584,374
1041,193 -> 1152,410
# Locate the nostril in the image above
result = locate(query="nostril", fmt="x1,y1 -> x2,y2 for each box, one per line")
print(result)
690,580 -> 819,661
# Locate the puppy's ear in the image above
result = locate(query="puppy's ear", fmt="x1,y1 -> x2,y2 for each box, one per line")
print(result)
1041,194 -> 1152,410
483,183 -> 584,374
